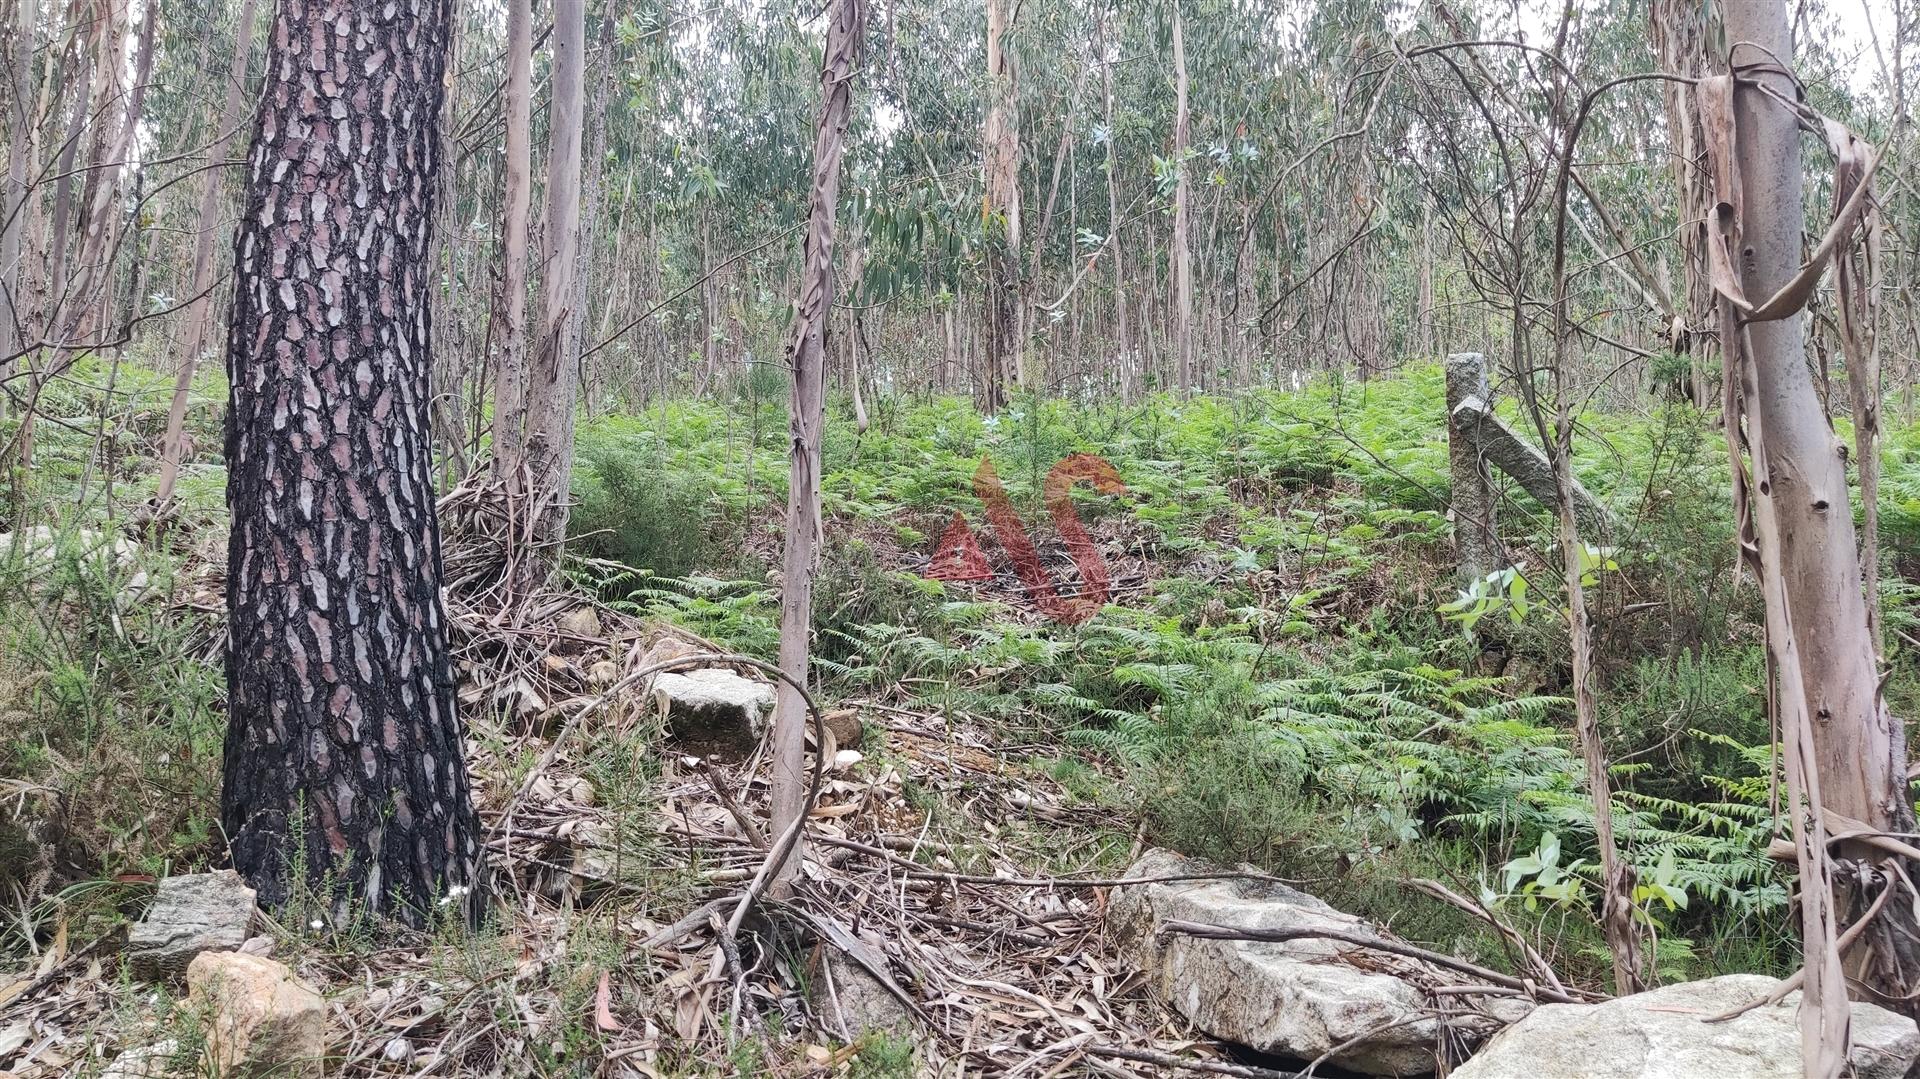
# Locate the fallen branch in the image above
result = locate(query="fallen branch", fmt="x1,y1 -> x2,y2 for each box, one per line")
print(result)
816,833 -> 1307,888
1412,878 -> 1572,998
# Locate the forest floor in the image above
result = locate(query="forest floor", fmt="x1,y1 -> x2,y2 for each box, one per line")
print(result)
6,360 -> 1918,1075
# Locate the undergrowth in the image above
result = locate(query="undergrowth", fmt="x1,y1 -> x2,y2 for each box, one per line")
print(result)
570,367 -> 1846,987
13,357 -> 1920,1008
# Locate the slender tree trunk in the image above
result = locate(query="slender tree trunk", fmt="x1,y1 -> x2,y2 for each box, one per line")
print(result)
1099,7 -> 1128,402
18,3 -> 99,475
1170,0 -> 1193,396
156,0 -> 259,505
982,0 -> 1021,411
43,18 -> 92,323
1,0 -> 35,388
772,0 -> 866,879
1651,0 -> 1716,405
519,0 -> 585,583
223,0 -> 479,924
1418,198 -> 1435,358
65,0 -> 149,341
489,0 -> 533,478
571,3 -> 612,418
942,301 -> 957,392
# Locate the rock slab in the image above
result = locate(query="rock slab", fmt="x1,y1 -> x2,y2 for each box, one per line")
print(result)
1453,973 -> 1920,1079
100,1040 -> 180,1079
654,668 -> 774,750
187,951 -> 328,1078
1109,849 -> 1442,1076
128,871 -> 257,981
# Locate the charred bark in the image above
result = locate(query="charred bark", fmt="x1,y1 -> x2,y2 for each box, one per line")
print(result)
222,0 -> 480,924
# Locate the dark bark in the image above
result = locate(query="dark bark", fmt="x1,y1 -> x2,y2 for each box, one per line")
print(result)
222,0 -> 480,924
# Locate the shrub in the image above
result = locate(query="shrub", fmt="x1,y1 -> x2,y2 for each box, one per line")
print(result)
571,427 -> 719,579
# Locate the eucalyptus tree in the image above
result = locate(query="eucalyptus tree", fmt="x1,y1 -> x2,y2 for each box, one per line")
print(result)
518,0 -> 587,582
157,0 -> 260,506
1169,0 -> 1193,394
773,0 -> 867,878
982,0 -> 1021,410
1649,0 -> 1716,403
1710,0 -> 1920,1046
488,0 -> 533,480
1,0 -> 32,388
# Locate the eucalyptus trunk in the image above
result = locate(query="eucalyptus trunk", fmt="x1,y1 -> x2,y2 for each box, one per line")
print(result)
1,0 -> 34,384
519,0 -> 586,584
772,0 -> 866,877
1170,0 -> 1193,396
65,0 -> 152,341
1099,8 -> 1128,400
982,0 -> 1021,412
157,0 -> 259,505
1719,0 -> 1920,1044
488,0 -> 534,478
1650,0 -> 1716,404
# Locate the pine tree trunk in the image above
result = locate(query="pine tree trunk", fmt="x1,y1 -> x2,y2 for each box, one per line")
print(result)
156,0 -> 259,506
222,0 -> 480,925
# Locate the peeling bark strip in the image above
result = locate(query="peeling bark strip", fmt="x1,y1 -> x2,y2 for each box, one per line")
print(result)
222,0 -> 480,923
